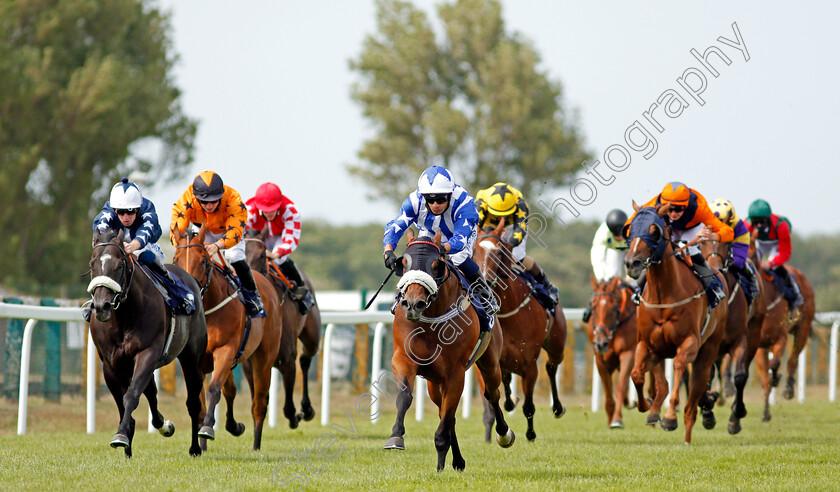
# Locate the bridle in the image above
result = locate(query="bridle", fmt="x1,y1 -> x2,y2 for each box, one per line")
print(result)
175,242 -> 212,295
589,286 -> 634,341
398,240 -> 451,304
243,236 -> 294,295
88,241 -> 135,311
475,233 -> 510,289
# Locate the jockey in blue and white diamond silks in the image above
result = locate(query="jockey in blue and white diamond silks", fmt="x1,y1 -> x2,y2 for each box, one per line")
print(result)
383,165 -> 498,333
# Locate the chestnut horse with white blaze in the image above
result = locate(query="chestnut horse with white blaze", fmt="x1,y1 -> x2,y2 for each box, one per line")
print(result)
385,231 -> 515,471
625,202 -> 727,443
173,224 -> 282,451
472,221 -> 567,442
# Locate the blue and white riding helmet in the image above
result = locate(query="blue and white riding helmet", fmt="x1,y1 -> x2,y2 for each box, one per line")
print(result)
417,166 -> 455,195
109,177 -> 143,209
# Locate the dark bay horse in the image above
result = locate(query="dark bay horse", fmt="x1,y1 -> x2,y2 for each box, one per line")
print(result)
625,203 -> 727,443
385,231 -> 515,471
746,235 -> 816,421
586,275 -> 648,429
472,223 -> 566,442
173,225 -> 283,450
244,227 -> 321,428
700,239 -> 750,434
88,229 -> 207,457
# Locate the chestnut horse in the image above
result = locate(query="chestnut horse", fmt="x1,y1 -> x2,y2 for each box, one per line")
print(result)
244,227 -> 321,428
173,225 -> 282,450
700,239 -> 751,434
472,224 -> 567,442
88,229 -> 207,457
747,235 -> 816,421
625,203 -> 727,443
385,231 -> 515,471
586,275 -> 651,429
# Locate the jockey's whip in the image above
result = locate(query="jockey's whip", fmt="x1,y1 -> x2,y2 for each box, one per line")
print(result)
364,269 -> 395,310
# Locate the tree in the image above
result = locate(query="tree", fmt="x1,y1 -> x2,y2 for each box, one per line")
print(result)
0,0 -> 196,295
349,0 -> 590,204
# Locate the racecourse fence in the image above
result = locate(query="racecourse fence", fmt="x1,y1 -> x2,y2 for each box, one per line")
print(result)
2,298 -> 838,435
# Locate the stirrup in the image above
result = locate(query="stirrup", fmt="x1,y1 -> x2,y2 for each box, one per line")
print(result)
466,330 -> 492,370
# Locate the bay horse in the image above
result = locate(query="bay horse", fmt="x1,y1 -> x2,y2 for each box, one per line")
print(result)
746,234 -> 816,421
625,203 -> 727,443
172,224 -> 282,450
88,229 -> 207,457
585,275 -> 652,429
700,239 -> 751,434
472,222 -> 566,442
244,227 -> 321,428
385,231 -> 515,471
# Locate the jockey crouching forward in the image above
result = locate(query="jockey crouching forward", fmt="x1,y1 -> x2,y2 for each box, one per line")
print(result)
86,178 -> 195,321
709,198 -> 760,303
246,182 -> 314,314
171,171 -> 266,318
474,182 -> 560,303
629,182 -> 734,308
383,166 -> 499,348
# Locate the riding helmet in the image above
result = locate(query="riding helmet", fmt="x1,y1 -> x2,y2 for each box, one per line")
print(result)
747,199 -> 772,219
193,171 -> 225,201
659,181 -> 690,206
486,183 -> 517,216
417,166 -> 455,195
253,182 -> 284,212
710,198 -> 736,226
605,209 -> 628,236
109,178 -> 143,209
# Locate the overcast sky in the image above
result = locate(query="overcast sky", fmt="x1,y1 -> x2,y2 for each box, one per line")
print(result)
148,1 -> 839,236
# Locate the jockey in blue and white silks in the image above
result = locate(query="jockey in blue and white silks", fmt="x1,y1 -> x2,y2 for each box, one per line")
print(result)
383,165 -> 498,333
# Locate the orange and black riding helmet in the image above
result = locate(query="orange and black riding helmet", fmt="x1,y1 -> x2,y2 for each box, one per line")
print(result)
659,181 -> 690,206
193,171 -> 225,202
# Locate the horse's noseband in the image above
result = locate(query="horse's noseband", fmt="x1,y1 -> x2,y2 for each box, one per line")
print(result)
591,292 -> 621,340
175,242 -> 213,295
89,242 -> 134,310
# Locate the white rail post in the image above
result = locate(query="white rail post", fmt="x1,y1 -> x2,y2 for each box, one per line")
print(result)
17,319 -> 37,435
591,357 -> 601,412
830,321 -> 839,403
87,331 -> 97,434
268,367 -> 280,428
370,323 -> 386,424
415,375 -> 425,421
664,359 -> 674,409
320,323 -> 335,426
462,366 -> 473,418
797,347 -> 806,403
148,368 -> 161,432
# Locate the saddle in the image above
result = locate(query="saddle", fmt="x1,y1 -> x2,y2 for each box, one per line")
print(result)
139,263 -> 195,316
764,268 -> 799,306
447,261 -> 495,329
514,269 -> 557,312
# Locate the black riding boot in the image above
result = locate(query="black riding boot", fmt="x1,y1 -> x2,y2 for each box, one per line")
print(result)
733,264 -> 759,304
775,266 -> 804,309
530,264 -> 560,304
462,271 -> 500,322
232,260 -> 266,318
690,254 -> 725,308
279,258 -> 314,315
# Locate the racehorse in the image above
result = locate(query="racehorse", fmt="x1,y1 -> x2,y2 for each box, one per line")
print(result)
88,229 -> 207,457
700,239 -> 750,434
244,227 -> 321,428
585,275 -> 650,429
172,224 -> 282,450
746,235 -> 816,421
624,202 -> 727,443
385,231 -> 515,471
472,222 -> 566,442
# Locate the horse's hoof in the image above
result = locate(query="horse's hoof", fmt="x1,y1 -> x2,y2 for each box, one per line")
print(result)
610,420 -> 624,429
504,396 -> 520,412
732,402 -> 748,420
553,404 -> 566,418
701,410 -> 716,430
452,457 -> 466,471
762,414 -> 771,423
526,430 -> 536,442
289,416 -> 300,429
728,418 -> 742,435
301,406 -> 316,422
783,387 -> 794,400
496,428 -> 515,448
189,445 -> 202,457
158,420 -> 175,438
198,426 -> 215,440
384,436 -> 405,450
226,421 -> 245,437
110,433 -> 130,448
660,417 -> 678,431
646,413 -> 660,425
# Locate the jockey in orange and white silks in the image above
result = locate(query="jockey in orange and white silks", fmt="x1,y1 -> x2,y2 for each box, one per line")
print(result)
628,182 -> 734,308
171,171 -> 265,318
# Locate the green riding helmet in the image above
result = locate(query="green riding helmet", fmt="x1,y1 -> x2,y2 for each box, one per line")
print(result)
748,199 -> 772,220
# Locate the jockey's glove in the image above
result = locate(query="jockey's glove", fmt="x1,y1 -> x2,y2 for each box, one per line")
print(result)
384,250 -> 398,271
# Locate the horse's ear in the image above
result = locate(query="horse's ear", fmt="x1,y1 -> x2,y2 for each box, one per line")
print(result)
656,202 -> 670,217
406,228 -> 416,243
433,230 -> 442,245
198,223 -> 206,243
621,224 -> 631,240
260,226 -> 269,241
114,229 -> 125,244
492,217 -> 505,236
590,273 -> 599,290
632,200 -> 640,212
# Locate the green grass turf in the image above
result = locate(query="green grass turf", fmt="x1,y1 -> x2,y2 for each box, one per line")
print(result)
1,388 -> 838,491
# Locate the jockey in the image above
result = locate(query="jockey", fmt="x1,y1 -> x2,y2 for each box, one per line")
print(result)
383,165 -> 497,340
746,199 -> 804,310
474,182 -> 560,303
583,209 -> 630,322
87,178 -> 195,321
171,171 -> 266,318
709,198 -> 759,302
245,182 -> 314,314
630,182 -> 734,308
